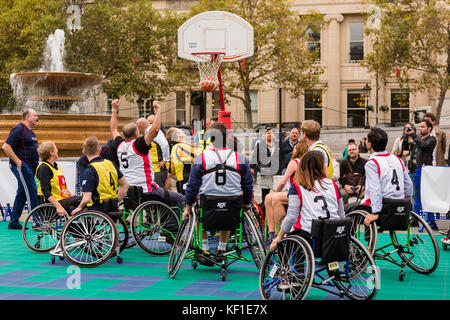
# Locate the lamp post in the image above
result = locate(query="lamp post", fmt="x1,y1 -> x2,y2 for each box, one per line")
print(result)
363,83 -> 372,129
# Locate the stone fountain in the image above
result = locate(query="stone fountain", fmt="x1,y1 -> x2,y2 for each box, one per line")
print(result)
1,29 -> 132,157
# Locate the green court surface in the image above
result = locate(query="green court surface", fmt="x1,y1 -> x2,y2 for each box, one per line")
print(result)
0,221 -> 448,300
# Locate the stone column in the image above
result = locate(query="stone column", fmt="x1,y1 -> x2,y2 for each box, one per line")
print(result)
324,14 -> 344,128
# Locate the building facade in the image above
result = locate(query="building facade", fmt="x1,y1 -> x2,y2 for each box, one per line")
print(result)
110,0 -> 445,129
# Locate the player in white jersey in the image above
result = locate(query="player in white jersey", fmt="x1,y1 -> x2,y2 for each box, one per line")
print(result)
270,151 -> 345,251
109,99 -> 184,209
362,127 -> 413,226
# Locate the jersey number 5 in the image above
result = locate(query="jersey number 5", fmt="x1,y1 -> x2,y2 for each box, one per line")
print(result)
120,152 -> 129,169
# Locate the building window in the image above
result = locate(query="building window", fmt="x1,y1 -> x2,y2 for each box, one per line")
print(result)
106,98 -> 113,115
176,91 -> 186,125
347,90 -> 366,128
212,92 -> 221,118
349,22 -> 364,62
244,90 -> 258,128
304,90 -> 322,125
306,26 -> 321,63
391,89 -> 410,126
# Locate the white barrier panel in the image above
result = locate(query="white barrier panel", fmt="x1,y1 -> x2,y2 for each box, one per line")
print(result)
421,166 -> 450,214
0,160 -> 77,207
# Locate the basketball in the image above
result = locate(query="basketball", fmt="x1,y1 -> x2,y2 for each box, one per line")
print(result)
200,76 -> 217,92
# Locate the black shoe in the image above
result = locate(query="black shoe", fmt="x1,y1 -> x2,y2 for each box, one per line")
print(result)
8,224 -> 22,230
213,249 -> 227,261
197,252 -> 215,267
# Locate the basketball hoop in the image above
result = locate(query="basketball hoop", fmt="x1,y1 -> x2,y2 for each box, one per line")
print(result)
192,52 -> 224,92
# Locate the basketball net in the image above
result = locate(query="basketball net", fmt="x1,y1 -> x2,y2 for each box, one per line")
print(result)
192,52 -> 224,91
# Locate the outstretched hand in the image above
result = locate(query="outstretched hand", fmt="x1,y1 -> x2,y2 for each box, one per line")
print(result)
153,100 -> 161,112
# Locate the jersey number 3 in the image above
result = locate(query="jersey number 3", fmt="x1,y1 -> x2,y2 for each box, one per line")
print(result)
314,195 -> 330,218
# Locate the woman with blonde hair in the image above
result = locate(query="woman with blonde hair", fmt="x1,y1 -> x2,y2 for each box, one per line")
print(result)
264,139 -> 309,241
36,141 -> 81,216
270,150 -> 345,250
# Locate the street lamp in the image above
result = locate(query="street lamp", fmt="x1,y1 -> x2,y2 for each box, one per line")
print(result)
137,97 -> 144,118
363,83 -> 372,129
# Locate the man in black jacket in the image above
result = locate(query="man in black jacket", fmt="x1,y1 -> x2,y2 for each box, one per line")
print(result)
407,119 -> 436,167
339,142 -> 367,205
280,128 -> 299,172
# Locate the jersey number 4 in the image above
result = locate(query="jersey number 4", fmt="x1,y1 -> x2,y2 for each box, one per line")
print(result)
109,172 -> 116,191
391,169 -> 400,191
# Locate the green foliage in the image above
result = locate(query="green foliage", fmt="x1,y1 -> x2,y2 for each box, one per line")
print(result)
0,0 -> 65,110
363,0 -> 449,122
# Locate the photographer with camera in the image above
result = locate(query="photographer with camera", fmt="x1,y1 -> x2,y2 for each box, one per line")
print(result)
339,141 -> 367,205
403,120 -> 436,216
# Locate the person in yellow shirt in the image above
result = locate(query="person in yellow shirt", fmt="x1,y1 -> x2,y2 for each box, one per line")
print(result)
36,141 -> 81,216
71,136 -> 129,215
166,127 -> 201,194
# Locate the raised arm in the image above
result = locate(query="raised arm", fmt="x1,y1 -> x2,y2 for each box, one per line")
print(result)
144,101 -> 161,146
110,99 -> 121,139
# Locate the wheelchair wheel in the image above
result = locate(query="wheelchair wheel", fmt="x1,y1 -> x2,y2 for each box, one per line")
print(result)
22,204 -> 67,253
60,210 -> 118,268
332,236 -> 379,300
259,236 -> 315,300
131,201 -> 180,256
117,217 -> 129,253
242,211 -> 266,270
168,213 -> 196,279
346,209 -> 377,255
390,211 -> 439,274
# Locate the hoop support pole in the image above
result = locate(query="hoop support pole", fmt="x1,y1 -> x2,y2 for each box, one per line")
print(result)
217,66 -> 225,111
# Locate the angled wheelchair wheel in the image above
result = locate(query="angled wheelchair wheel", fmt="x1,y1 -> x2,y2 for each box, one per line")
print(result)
390,211 -> 439,274
346,209 -> 377,255
117,217 -> 129,253
332,236 -> 379,300
259,236 -> 315,300
242,211 -> 267,270
60,210 -> 118,268
22,204 -> 67,253
168,213 -> 196,279
131,201 -> 180,256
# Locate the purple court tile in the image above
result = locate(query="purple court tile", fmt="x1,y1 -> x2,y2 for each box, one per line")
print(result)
0,270 -> 47,286
175,279 -> 257,298
0,261 -> 18,267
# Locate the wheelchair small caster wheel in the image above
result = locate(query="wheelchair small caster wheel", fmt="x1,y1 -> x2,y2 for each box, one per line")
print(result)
192,260 -> 198,270
443,244 -> 448,251
59,256 -> 64,261
117,257 -> 123,264
399,271 -> 405,281
51,256 -> 55,264
220,271 -> 226,281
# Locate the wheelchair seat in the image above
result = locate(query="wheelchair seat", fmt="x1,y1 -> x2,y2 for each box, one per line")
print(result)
199,195 -> 243,231
378,197 -> 411,231
101,198 -> 121,222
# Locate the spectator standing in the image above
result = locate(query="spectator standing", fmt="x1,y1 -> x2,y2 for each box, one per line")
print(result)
359,137 -> 369,154
2,109 -> 39,229
280,128 -> 299,172
250,127 -> 279,205
423,112 -> 447,166
339,142 -> 367,205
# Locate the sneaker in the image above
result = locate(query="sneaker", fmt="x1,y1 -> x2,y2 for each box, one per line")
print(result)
8,224 -> 22,230
213,249 -> 226,261
197,252 -> 214,267
441,237 -> 450,245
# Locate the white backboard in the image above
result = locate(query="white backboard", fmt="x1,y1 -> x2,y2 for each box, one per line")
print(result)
178,11 -> 254,62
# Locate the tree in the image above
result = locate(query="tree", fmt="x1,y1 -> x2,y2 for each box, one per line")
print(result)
64,0 -> 177,103
172,0 -> 324,128
0,0 -> 65,111
363,0 -> 449,124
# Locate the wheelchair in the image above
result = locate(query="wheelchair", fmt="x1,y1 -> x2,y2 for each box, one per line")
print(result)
124,186 -> 182,256
168,195 -> 266,281
346,197 -> 440,281
50,198 -> 129,267
259,216 -> 380,300
22,203 -> 67,253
